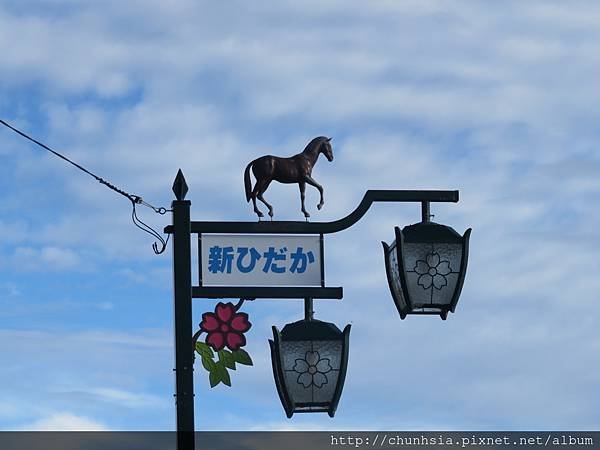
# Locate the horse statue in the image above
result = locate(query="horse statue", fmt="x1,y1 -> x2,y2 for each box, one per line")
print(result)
244,136 -> 334,219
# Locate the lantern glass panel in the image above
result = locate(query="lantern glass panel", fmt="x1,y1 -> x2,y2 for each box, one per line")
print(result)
388,246 -> 407,311
403,242 -> 462,309
279,340 -> 342,409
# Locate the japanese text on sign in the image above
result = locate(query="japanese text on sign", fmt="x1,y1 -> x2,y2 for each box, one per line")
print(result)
200,234 -> 323,287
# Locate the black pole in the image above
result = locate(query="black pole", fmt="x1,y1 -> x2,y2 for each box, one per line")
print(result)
172,170 -> 195,450
421,201 -> 431,223
304,297 -> 314,321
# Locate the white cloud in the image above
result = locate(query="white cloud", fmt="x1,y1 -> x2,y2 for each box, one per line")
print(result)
18,412 -> 107,431
0,220 -> 29,244
86,387 -> 168,410
0,282 -> 21,297
0,328 -> 173,429
11,245 -> 82,271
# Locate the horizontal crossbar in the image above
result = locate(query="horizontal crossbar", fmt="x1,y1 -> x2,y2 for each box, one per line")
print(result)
192,286 -> 343,299
164,189 -> 459,235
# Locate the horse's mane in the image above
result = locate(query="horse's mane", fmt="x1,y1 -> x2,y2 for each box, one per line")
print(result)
302,136 -> 328,154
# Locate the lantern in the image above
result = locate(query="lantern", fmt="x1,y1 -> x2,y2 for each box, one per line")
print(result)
382,221 -> 471,320
269,318 -> 351,418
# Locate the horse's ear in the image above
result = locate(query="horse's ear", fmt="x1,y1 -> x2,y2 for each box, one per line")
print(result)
326,137 -> 332,142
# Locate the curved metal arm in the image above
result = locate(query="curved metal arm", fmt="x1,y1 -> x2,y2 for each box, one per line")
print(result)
314,190 -> 458,234
164,190 -> 459,235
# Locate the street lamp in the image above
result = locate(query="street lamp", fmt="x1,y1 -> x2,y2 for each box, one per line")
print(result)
382,202 -> 471,320
163,175 -> 469,448
269,299 -> 351,418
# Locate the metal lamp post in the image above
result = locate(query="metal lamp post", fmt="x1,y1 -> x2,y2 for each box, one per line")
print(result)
171,170 -> 195,450
269,298 -> 351,418
165,163 -> 470,449
382,202 -> 471,320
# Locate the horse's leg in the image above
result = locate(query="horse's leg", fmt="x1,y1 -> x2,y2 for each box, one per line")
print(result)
251,179 -> 267,219
257,180 -> 274,219
251,195 -> 263,218
298,181 -> 310,219
304,175 -> 325,210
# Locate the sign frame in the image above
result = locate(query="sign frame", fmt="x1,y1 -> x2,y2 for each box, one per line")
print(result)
194,233 -> 341,299
198,233 -> 325,288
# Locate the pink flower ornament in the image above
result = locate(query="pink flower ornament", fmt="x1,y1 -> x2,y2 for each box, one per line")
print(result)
200,302 -> 251,351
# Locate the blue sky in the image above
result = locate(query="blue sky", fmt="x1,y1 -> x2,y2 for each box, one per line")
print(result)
1,0 -> 599,431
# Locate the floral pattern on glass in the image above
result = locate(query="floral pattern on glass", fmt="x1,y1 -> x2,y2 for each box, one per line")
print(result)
293,350 -> 332,388
414,252 -> 452,290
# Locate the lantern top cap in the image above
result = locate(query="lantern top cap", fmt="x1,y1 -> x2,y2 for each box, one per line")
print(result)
401,221 -> 466,244
279,319 -> 343,341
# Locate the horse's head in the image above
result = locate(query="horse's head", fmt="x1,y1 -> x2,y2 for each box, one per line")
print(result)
321,137 -> 333,162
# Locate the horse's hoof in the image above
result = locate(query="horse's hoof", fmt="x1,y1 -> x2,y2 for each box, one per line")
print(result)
268,211 -> 274,218
317,203 -> 323,210
303,212 -> 310,218
256,212 -> 264,218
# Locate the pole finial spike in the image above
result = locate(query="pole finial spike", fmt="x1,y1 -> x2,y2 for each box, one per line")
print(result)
172,169 -> 189,200
173,169 -> 188,200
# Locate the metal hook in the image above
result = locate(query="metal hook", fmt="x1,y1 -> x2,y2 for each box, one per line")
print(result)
131,200 -> 170,255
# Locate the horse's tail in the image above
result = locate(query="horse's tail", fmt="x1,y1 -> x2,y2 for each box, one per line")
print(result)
244,160 -> 255,202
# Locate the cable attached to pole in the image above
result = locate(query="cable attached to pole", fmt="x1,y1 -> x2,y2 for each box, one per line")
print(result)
0,118 -> 170,254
